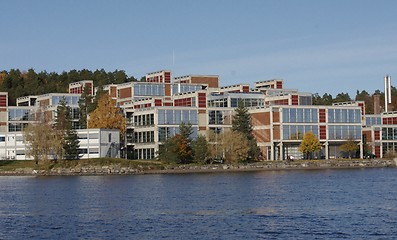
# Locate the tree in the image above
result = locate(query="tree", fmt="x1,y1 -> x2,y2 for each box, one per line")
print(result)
157,136 -> 179,163
340,139 -> 359,159
333,92 -> 351,103
78,85 -> 93,129
63,128 -> 80,160
192,135 -> 209,164
232,100 -> 260,161
88,94 -> 126,136
355,90 -> 374,114
23,123 -> 59,164
220,131 -> 250,164
299,131 -> 322,160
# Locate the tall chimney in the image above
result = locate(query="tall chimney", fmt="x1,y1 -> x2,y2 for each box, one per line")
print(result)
373,94 -> 380,114
384,75 -> 392,112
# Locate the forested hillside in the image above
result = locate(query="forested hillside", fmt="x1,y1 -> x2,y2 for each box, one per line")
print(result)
0,69 -> 138,105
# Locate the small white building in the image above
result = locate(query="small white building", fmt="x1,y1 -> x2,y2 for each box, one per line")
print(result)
0,128 -> 120,160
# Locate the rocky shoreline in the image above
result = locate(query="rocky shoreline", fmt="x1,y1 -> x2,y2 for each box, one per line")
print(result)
0,159 -> 396,176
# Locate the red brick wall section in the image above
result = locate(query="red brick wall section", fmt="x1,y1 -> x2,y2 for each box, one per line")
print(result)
242,86 -> 250,92
119,87 -> 131,99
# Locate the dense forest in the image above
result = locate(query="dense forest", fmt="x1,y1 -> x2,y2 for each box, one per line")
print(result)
1,68 -> 396,113
0,69 -> 139,105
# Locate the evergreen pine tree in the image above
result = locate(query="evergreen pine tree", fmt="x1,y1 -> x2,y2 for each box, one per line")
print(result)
64,128 -> 80,160
78,86 -> 93,129
232,100 -> 260,161
55,97 -> 80,160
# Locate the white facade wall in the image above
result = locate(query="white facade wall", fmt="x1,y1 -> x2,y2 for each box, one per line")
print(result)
0,128 -> 120,160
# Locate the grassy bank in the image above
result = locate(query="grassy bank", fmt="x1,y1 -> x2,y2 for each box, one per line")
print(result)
0,158 -> 166,172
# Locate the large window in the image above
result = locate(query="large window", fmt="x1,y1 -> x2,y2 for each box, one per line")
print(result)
8,109 -> 34,121
52,95 -> 80,105
134,114 -> 155,127
172,84 -> 202,94
328,125 -> 361,140
282,108 -> 318,123
8,123 -> 28,132
282,125 -> 319,140
382,127 -> 397,140
230,98 -> 264,108
134,84 -> 164,96
365,116 -> 381,126
328,109 -> 361,123
208,98 -> 228,107
158,127 -> 198,142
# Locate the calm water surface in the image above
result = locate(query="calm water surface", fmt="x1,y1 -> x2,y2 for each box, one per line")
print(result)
1,168 -> 397,239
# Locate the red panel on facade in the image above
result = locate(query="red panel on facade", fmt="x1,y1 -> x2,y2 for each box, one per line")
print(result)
164,72 -> 171,83
198,93 -> 206,108
0,95 -> 7,107
319,109 -> 326,123
155,99 -> 162,106
242,86 -> 250,93
358,102 -> 365,115
276,81 -> 283,89
374,131 -> 380,140
375,146 -> 381,157
274,99 -> 289,105
319,125 -> 326,140
291,95 -> 299,105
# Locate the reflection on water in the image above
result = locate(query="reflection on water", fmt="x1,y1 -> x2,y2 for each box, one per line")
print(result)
1,168 -> 397,239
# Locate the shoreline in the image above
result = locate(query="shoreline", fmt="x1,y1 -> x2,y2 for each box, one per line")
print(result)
0,159 -> 396,176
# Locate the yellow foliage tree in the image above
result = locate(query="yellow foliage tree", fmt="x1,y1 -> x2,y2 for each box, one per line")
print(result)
299,131 -> 322,159
88,94 -> 126,136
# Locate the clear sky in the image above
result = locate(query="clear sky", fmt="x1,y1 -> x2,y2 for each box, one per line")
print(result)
1,0 -> 397,97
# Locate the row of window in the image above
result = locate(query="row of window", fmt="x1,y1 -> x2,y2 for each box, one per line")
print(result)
133,131 -> 155,143
158,127 -> 198,142
208,110 -> 233,125
158,110 -> 198,125
328,109 -> 361,123
173,84 -> 202,94
8,109 -> 35,121
51,95 -> 80,105
382,127 -> 397,140
282,125 -> 319,140
282,108 -> 318,123
134,148 -> 155,160
134,84 -> 164,96
366,116 -> 382,127
133,114 -> 155,127
328,125 -> 361,140
282,108 -> 361,123
230,98 -> 264,108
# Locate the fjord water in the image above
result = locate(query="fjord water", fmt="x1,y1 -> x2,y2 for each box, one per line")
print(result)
1,168 -> 397,239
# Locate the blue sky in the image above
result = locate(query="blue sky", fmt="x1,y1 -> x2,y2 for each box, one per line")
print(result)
1,0 -> 397,97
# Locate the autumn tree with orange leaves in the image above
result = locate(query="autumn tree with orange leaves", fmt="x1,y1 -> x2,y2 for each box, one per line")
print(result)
88,94 -> 126,136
